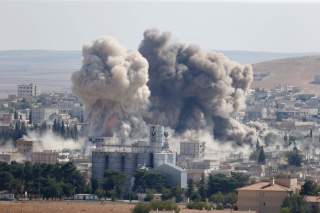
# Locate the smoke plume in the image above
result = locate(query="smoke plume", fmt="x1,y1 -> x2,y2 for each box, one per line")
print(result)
71,36 -> 150,141
139,29 -> 255,144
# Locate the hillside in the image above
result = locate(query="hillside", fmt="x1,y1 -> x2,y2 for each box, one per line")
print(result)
252,55 -> 320,94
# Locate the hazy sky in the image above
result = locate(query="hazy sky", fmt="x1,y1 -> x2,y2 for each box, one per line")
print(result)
1,1 -> 320,52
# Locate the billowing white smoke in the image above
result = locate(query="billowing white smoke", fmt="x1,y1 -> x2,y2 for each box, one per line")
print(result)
24,131 -> 85,152
139,29 -> 256,145
71,37 -> 150,141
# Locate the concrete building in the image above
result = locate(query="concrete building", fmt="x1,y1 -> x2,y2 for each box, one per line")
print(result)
154,152 -> 176,168
154,163 -> 187,189
305,196 -> 320,211
237,178 -> 298,213
187,168 -> 215,183
0,112 -> 13,126
31,107 -> 58,125
313,75 -> 320,84
17,83 -> 38,99
0,191 -> 15,201
150,125 -> 166,152
91,125 -> 186,188
32,150 -> 58,164
74,194 -> 98,200
180,141 -> 205,159
92,148 -> 153,180
16,139 -> 33,155
0,153 -> 11,163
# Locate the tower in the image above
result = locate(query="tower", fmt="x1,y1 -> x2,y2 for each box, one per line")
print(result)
149,125 -> 165,152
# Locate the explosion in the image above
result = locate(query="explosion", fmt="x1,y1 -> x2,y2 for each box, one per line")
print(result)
139,29 -> 255,144
71,36 -> 150,141
72,29 -> 257,145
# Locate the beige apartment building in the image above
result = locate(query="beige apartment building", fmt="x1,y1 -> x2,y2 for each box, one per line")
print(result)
237,178 -> 298,213
16,139 -> 33,154
32,150 -> 58,164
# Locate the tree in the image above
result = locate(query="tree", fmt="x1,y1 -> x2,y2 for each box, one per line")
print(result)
287,147 -> 302,167
190,191 -> 201,202
133,169 -> 167,193
198,175 -> 207,201
210,192 -> 224,204
14,111 -> 18,120
91,178 -> 99,194
173,186 -> 183,203
103,171 -> 126,199
161,188 -> 173,200
207,173 -> 249,196
301,180 -> 319,196
28,111 -> 32,124
187,179 -> 194,198
60,121 -> 65,137
258,146 -> 266,164
61,182 -> 75,198
224,192 -> 237,207
95,188 -> 106,200
132,203 -> 151,213
282,193 -> 308,213
0,171 -> 13,190
280,207 -> 291,213
250,140 -> 261,161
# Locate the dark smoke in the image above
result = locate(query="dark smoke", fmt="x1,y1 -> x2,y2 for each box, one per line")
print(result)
139,29 -> 255,144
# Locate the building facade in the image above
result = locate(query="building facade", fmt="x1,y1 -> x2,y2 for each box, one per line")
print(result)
17,83 -> 38,99
237,178 -> 298,213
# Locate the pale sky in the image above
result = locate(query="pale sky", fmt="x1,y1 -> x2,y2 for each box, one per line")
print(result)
1,1 -> 320,52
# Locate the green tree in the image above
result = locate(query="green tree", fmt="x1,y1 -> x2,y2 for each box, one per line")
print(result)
224,192 -> 237,207
207,173 -> 249,196
186,179 -> 194,198
198,175 -> 207,201
103,171 -> 126,199
210,192 -> 224,204
173,186 -> 183,203
280,207 -> 291,213
258,146 -> 266,164
133,169 -> 167,193
95,188 -> 106,200
190,191 -> 201,202
91,178 -> 99,193
0,171 -> 14,190
14,111 -> 18,120
301,180 -> 319,196
28,111 -> 32,124
282,193 -> 308,213
132,203 -> 151,213
287,147 -> 302,167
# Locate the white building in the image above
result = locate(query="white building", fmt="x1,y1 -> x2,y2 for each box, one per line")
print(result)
154,151 -> 176,168
17,83 -> 38,99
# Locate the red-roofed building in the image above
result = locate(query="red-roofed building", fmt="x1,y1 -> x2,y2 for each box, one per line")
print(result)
237,178 -> 299,213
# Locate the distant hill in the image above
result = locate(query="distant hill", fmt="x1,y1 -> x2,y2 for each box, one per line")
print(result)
0,50 -> 319,98
219,50 -> 318,64
252,55 -> 320,94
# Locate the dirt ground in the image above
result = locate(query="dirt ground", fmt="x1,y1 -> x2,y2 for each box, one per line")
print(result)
0,201 -> 135,213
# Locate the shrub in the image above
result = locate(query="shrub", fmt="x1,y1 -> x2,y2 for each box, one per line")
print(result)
132,203 -> 150,213
186,202 -> 213,210
150,201 -> 180,213
133,201 -> 180,213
